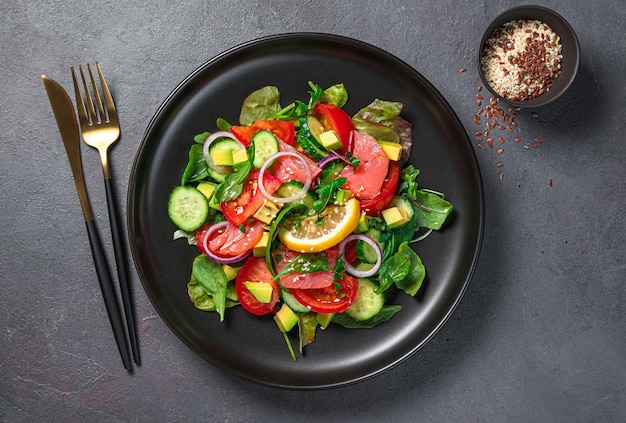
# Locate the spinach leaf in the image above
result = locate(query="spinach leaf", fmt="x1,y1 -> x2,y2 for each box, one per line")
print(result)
395,242 -> 425,296
399,165 -> 420,199
192,254 -> 229,321
239,86 -> 282,125
377,249 -> 411,292
273,253 -> 331,280
213,159 -> 252,203
331,305 -> 403,329
187,274 -> 238,312
411,190 -> 453,230
181,144 -> 209,185
377,242 -> 425,296
194,131 -> 211,144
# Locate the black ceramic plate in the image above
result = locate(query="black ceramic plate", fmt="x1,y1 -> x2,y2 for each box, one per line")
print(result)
128,33 -> 484,389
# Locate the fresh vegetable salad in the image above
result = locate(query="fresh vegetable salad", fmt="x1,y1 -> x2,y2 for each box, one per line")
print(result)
167,82 -> 453,360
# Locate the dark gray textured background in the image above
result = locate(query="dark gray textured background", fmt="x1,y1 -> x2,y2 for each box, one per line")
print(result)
1,1 -> 624,421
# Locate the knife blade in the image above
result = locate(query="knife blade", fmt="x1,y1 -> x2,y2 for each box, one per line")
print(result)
42,75 -> 132,371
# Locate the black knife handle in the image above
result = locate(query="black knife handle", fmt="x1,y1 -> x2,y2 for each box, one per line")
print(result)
85,219 -> 132,370
104,178 -> 140,365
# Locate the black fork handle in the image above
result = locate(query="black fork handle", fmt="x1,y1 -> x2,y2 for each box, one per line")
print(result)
85,219 -> 132,370
104,178 -> 140,365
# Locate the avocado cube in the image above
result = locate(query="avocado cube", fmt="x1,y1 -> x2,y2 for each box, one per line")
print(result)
315,313 -> 334,330
222,264 -> 239,281
377,141 -> 403,161
382,206 -> 410,229
196,181 -> 217,200
243,281 -> 274,303
231,148 -> 249,164
319,130 -> 343,150
274,303 -> 298,332
253,199 -> 282,224
210,149 -> 234,166
252,231 -> 270,257
354,212 -> 368,233
335,189 -> 352,205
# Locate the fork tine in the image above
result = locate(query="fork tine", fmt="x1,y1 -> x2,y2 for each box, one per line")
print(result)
79,64 -> 99,125
86,63 -> 107,123
71,66 -> 90,128
95,62 -> 118,125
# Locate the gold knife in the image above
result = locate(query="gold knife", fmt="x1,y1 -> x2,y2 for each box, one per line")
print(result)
42,75 -> 132,371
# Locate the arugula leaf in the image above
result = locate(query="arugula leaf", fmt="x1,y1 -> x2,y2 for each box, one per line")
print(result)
399,165 -> 420,199
273,253 -> 331,280
269,81 -> 324,120
332,254 -> 347,296
265,203 -> 308,276
192,254 -> 229,321
181,144 -> 209,185
331,305 -> 403,329
312,177 -> 347,214
213,159 -> 252,203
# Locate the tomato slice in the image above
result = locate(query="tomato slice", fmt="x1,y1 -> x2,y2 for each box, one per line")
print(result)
313,103 -> 354,154
360,161 -> 400,216
290,274 -> 358,313
220,170 -> 282,226
235,257 -> 280,315
207,220 -> 264,257
230,120 -> 295,147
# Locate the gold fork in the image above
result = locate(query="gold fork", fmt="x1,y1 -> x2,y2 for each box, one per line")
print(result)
71,63 -> 140,365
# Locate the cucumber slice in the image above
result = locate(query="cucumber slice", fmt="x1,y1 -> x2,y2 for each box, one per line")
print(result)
251,130 -> 279,169
275,180 -> 315,209
281,289 -> 310,313
345,278 -> 385,321
296,116 -> 328,161
355,228 -> 383,264
319,161 -> 345,185
167,186 -> 209,231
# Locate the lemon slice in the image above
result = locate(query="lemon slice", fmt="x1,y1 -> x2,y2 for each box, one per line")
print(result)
279,198 -> 361,253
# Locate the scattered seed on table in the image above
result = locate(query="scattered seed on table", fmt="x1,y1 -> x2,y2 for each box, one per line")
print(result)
460,67 -> 467,73
531,112 -> 539,118
487,139 -> 494,148
535,137 -> 543,143
498,136 -> 505,143
477,143 -> 484,150
548,179 -> 553,187
499,172 -> 504,180
478,85 -> 483,92
497,147 -> 504,153
514,137 -> 522,142
496,162 -> 504,167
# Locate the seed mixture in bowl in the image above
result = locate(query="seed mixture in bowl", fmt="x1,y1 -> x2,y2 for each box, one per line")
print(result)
480,19 -> 562,101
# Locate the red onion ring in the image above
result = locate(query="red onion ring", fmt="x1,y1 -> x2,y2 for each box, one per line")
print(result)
202,131 -> 245,171
338,234 -> 382,278
201,221 -> 250,264
317,152 -> 343,169
257,151 -> 312,203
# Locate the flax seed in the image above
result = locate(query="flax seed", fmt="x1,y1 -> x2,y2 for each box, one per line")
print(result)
478,85 -> 483,92
531,111 -> 539,118
487,139 -> 494,148
477,143 -> 484,150
499,172 -> 504,180
460,67 -> 467,73
496,162 -> 504,167
497,148 -> 504,153
498,136 -> 505,143
535,137 -> 542,143
548,179 -> 553,187
514,137 -> 521,142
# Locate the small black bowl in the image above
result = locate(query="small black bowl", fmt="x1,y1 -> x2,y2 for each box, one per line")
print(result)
478,5 -> 580,108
